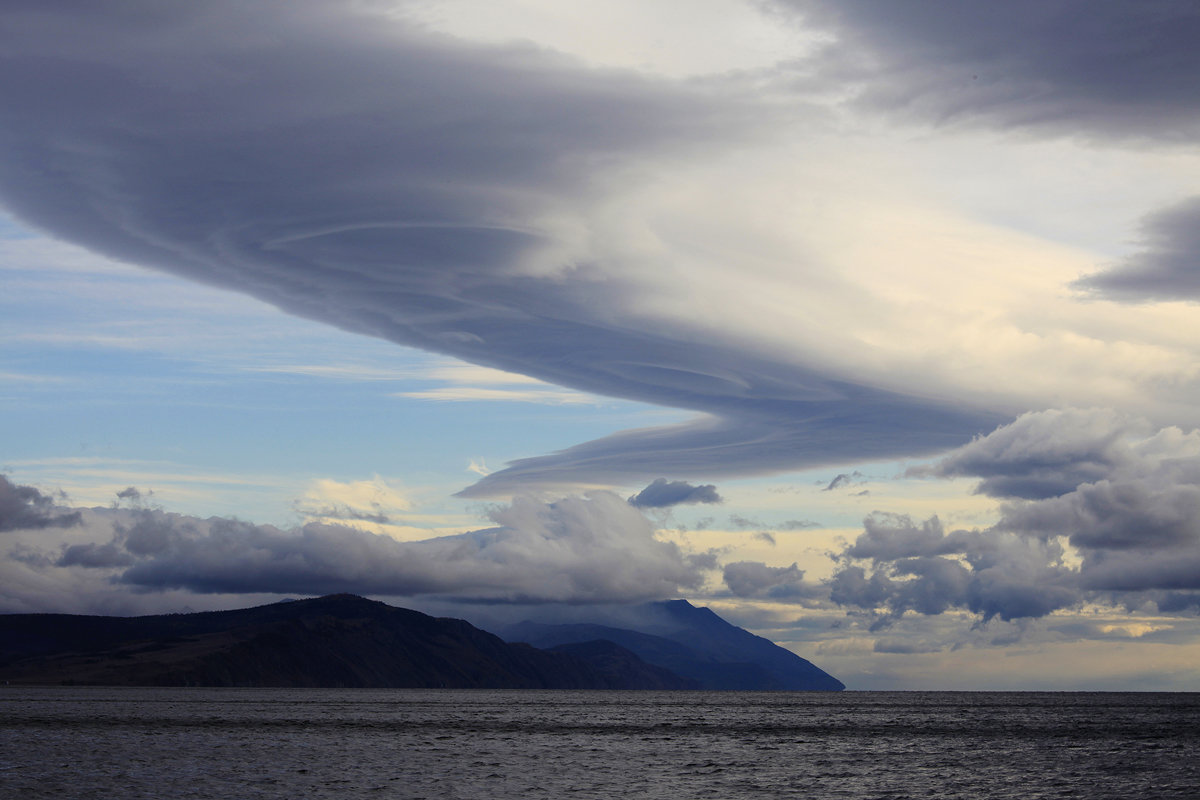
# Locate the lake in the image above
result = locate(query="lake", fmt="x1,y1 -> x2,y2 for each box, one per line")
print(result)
2,687 -> 1197,798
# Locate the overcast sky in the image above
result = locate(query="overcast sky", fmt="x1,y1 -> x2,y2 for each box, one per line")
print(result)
3,0 -> 1200,689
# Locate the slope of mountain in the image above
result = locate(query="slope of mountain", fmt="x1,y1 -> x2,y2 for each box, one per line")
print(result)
501,599 -> 844,691
0,594 -> 693,689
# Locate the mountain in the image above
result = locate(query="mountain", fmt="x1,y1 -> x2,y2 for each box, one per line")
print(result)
501,599 -> 844,691
0,594 -> 694,689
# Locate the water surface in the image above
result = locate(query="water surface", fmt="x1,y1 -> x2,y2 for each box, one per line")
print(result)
2,688 -> 1197,799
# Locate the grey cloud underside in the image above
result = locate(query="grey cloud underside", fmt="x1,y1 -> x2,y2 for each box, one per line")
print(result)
0,476 -> 81,532
628,479 -> 721,509
1073,197 -> 1200,302
0,1 -> 999,494
723,560 -> 818,600
461,395 -> 993,497
787,1 -> 1200,309
788,0 -> 1200,141
820,410 -> 1200,625
16,493 -> 707,604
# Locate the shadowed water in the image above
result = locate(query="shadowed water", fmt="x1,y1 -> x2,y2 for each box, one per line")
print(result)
2,688 -> 1197,799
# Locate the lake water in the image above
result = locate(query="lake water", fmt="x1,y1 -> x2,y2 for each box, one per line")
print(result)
1,687 -> 1197,799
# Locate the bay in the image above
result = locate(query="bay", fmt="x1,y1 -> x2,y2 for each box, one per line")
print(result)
2,687 -> 1197,799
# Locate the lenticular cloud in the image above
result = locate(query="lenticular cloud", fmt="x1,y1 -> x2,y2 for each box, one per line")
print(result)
0,1 -> 996,494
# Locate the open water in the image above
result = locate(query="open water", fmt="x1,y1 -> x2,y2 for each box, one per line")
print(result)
1,687 -> 1197,799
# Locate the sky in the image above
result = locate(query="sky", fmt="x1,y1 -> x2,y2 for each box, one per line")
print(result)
3,0 -> 1200,690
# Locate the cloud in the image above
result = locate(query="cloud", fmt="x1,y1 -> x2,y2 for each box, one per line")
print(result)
823,471 -> 864,491
628,478 -> 722,509
0,1 -> 1000,496
829,515 -> 1080,626
459,404 -> 994,497
917,408 -> 1157,500
57,541 -> 135,569
7,491 -> 707,607
786,0 -> 1200,141
1074,196 -> 1200,302
293,477 -> 412,526
0,475 -> 81,532
723,560 -> 818,600
396,387 -> 596,405
837,409 -> 1200,625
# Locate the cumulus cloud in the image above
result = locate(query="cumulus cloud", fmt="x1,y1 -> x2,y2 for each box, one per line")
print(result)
628,478 -> 722,509
829,513 -> 1079,626
0,475 -> 81,532
0,0 -> 998,497
833,409 -> 1200,627
723,560 -> 818,600
5,491 -> 707,608
786,0 -> 1200,141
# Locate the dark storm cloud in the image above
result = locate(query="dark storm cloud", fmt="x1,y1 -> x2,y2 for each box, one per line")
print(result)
785,0 -> 1200,140
0,475 -> 81,532
0,1 -> 999,496
45,492 -> 707,604
1074,196 -> 1200,302
628,478 -> 722,509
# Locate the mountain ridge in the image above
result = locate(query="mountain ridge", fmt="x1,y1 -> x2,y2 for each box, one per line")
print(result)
0,594 -> 842,690
0,594 -> 689,689
501,598 -> 843,691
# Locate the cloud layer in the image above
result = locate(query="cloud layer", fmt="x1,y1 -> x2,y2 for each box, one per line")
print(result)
0,1 -> 1003,495
0,481 -> 707,610
784,1 -> 1200,309
787,0 -> 1200,141
1074,197 -> 1200,302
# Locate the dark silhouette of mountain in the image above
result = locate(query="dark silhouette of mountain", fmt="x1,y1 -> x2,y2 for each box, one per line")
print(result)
547,640 -> 702,690
502,599 -> 844,691
0,594 -> 694,689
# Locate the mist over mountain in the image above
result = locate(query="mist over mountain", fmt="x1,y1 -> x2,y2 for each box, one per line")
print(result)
500,598 -> 844,691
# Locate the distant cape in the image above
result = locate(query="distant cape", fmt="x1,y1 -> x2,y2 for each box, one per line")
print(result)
0,594 -> 841,690
501,599 -> 845,692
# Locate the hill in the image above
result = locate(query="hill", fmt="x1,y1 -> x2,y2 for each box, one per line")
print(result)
0,594 -> 694,689
502,599 -> 844,691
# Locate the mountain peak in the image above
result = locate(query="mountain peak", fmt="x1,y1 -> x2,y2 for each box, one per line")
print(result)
503,599 -> 844,691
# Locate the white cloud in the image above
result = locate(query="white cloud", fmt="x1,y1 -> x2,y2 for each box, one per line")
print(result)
0,485 -> 709,609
